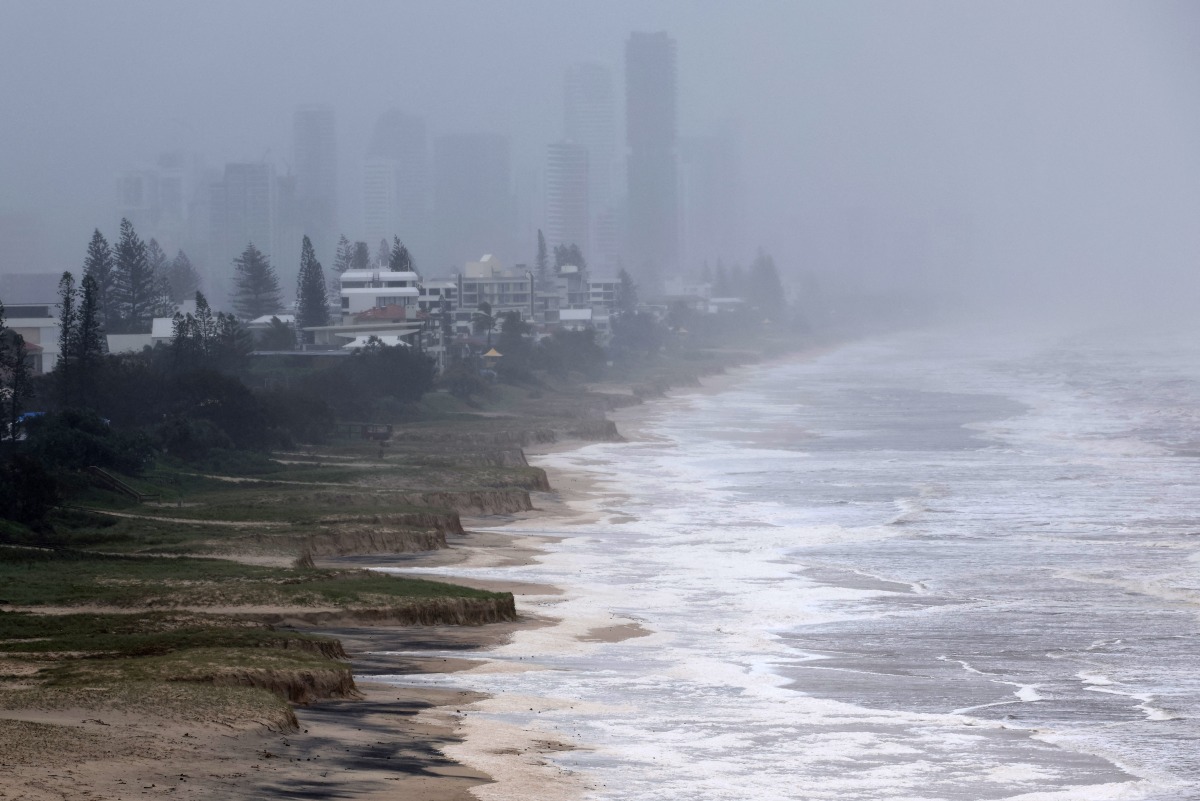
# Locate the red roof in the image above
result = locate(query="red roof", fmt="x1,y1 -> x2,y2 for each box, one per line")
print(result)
353,306 -> 407,323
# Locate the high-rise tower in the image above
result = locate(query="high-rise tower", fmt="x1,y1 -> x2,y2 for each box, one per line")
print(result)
209,162 -> 277,282
564,62 -> 616,261
625,31 -> 678,284
433,133 -> 513,270
363,109 -> 429,263
292,104 -> 338,261
681,133 -> 742,272
545,141 -> 590,256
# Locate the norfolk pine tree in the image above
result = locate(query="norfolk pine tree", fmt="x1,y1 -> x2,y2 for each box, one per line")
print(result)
74,275 -> 105,400
296,236 -> 330,333
230,242 -> 283,320
536,229 -> 549,286
351,241 -> 371,271
146,238 -> 176,318
54,272 -> 103,407
333,235 -> 353,274
167,250 -> 202,303
55,272 -> 78,406
389,236 -> 413,272
83,229 -> 117,333
56,272 -> 78,362
0,301 -> 32,443
113,218 -> 156,332
616,268 -> 638,315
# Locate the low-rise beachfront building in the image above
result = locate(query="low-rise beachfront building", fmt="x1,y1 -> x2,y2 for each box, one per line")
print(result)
338,267 -> 420,315
554,264 -> 591,310
457,255 -> 536,321
547,307 -> 600,332
0,273 -> 60,373
4,303 -> 58,374
587,275 -> 621,314
417,280 -> 458,314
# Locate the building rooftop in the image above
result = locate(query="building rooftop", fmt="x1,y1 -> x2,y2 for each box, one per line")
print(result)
248,313 -> 295,326
150,318 -> 175,339
340,269 -> 419,282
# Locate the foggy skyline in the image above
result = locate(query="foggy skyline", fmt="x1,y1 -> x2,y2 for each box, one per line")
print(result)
3,1 -> 1200,319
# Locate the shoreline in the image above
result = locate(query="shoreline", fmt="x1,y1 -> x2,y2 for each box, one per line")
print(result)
0,346 -> 826,800
364,344 -> 836,800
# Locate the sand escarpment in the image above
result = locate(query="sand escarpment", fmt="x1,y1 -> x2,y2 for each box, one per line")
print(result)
312,488 -> 538,516
243,595 -> 518,628
181,663 -> 359,708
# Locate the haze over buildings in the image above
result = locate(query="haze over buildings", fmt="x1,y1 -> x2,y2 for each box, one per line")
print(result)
563,62 -> 618,264
625,30 -> 679,286
363,109 -> 430,262
433,132 -> 513,271
291,105 -> 338,261
2,3 -> 1200,320
544,141 -> 590,258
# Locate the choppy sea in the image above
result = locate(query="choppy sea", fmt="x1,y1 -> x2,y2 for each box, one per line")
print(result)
380,327 -> 1200,800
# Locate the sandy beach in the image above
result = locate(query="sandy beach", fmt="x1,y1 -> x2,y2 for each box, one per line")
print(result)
0,351 -> 822,801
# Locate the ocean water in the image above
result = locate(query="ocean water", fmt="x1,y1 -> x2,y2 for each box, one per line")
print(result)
379,328 -> 1200,800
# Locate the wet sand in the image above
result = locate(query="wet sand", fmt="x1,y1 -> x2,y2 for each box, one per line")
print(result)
0,350 -> 827,800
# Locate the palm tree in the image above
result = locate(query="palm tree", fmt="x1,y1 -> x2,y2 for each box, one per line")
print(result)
471,301 -> 498,348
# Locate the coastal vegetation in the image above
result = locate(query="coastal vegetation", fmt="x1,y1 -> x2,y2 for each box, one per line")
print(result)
0,219 -> 813,749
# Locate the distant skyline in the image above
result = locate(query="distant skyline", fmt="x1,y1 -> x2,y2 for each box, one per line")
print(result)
4,1 -> 1200,319
626,30 -> 679,282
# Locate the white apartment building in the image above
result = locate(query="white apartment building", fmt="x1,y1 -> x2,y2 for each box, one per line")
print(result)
338,268 -> 419,315
458,255 -> 535,319
5,303 -> 59,374
417,280 -> 458,313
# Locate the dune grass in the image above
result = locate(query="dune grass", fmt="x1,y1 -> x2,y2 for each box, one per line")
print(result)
0,545 -> 505,608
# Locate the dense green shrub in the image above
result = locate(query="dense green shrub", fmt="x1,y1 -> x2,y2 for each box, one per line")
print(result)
0,453 -> 59,525
156,416 -> 234,461
536,329 -> 607,379
24,410 -> 155,475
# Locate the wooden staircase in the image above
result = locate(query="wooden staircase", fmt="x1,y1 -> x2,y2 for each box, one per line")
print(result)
86,466 -> 160,503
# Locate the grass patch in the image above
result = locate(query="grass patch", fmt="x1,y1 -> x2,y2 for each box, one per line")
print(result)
0,610 -> 330,657
0,545 -> 504,608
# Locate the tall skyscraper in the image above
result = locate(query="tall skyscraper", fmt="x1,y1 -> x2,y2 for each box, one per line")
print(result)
362,109 -> 429,263
115,152 -> 207,255
625,31 -> 678,284
208,162 -> 306,299
292,104 -> 338,261
433,133 -> 513,270
545,141 -> 590,256
681,133 -> 742,272
564,62 -> 616,262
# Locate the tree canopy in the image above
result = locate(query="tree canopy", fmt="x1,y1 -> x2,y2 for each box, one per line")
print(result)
166,250 -> 202,304
230,242 -> 283,320
83,229 -> 117,333
112,218 -> 158,333
296,235 -> 330,331
389,236 -> 413,272
553,243 -> 586,271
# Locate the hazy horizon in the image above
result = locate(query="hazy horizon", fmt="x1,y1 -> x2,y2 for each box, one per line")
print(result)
3,1 -> 1199,322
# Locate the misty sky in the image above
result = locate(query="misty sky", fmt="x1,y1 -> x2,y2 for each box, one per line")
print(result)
3,1 -> 1200,318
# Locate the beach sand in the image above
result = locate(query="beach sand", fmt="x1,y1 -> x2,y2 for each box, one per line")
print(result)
0,350 -> 826,800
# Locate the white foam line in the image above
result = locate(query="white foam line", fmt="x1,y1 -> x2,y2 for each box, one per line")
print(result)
953,699 -> 1028,715
1083,687 -> 1180,722
941,657 -> 1045,705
